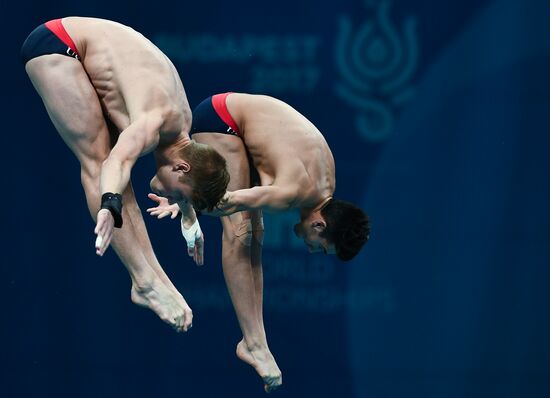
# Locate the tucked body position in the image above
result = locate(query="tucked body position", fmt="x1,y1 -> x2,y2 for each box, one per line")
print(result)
149,92 -> 371,392
22,17 -> 229,333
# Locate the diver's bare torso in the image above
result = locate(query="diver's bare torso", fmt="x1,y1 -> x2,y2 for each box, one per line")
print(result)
227,93 -> 335,207
63,17 -> 190,145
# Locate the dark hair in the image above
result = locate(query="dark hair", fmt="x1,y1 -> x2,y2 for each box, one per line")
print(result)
320,199 -> 370,261
177,141 -> 230,211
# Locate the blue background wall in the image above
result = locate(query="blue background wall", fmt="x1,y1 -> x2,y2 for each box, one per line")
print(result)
2,1 -> 549,397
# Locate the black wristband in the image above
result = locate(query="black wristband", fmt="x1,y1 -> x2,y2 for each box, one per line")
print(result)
100,192 -> 123,228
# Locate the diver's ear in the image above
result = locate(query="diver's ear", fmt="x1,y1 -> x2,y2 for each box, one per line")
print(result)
312,220 -> 327,232
173,161 -> 191,173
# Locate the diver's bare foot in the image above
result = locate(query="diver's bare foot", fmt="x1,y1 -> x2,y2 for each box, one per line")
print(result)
131,279 -> 193,332
236,339 -> 282,393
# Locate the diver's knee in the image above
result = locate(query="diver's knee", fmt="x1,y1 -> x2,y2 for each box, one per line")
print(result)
234,218 -> 253,246
222,212 -> 253,246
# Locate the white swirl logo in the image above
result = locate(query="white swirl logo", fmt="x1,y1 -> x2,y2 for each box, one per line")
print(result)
335,0 -> 419,142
